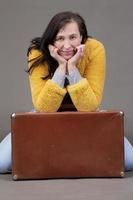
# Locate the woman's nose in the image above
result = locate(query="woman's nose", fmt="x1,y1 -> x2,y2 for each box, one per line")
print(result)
63,40 -> 71,49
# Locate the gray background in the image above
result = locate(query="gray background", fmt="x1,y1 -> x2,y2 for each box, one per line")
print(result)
0,0 -> 133,141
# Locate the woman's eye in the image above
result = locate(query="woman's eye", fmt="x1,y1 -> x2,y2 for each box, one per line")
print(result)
70,35 -> 76,40
56,37 -> 64,41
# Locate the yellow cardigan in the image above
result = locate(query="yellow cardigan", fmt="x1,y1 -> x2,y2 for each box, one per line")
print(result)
28,38 -> 106,112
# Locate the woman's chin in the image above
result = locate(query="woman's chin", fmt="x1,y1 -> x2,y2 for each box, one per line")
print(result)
62,55 -> 73,60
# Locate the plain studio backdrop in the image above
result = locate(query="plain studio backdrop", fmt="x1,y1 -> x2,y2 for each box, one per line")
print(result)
0,0 -> 133,141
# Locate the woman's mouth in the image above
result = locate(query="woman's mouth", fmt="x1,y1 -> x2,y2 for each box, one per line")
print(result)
59,49 -> 76,57
60,50 -> 73,55
57,48 -> 77,60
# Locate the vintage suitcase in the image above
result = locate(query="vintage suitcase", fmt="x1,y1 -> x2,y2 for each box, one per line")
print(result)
11,111 -> 125,180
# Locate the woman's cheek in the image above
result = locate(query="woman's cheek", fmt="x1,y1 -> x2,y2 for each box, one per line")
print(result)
73,39 -> 81,46
53,41 -> 61,49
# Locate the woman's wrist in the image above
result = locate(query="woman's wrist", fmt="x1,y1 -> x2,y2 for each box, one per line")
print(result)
67,63 -> 76,74
58,64 -> 67,75
67,60 -> 75,68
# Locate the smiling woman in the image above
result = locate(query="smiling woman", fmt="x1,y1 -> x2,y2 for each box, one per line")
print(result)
27,11 -> 103,112
0,11 -> 133,173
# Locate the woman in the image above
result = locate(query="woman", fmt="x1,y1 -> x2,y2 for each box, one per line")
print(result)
0,11 -> 133,173
27,12 -> 105,112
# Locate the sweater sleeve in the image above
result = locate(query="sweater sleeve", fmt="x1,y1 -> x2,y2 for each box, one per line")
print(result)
67,40 -> 106,111
28,49 -> 67,112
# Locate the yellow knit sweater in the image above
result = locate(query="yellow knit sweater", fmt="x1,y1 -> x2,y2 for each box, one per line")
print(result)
28,38 -> 106,112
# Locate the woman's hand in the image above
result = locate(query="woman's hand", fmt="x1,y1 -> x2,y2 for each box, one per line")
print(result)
48,44 -> 85,75
67,44 -> 85,73
48,45 -> 67,74
48,44 -> 67,74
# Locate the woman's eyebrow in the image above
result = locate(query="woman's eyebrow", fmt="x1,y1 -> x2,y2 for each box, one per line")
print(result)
55,33 -> 79,40
69,33 -> 79,37
56,35 -> 64,38
70,33 -> 78,35
57,33 -> 78,36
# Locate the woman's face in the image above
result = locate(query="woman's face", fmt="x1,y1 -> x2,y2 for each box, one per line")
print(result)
54,21 -> 82,60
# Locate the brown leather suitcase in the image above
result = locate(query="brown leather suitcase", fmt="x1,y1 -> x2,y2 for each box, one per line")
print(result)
11,111 -> 125,180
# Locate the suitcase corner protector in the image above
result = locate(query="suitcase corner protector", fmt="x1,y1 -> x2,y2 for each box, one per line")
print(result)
11,113 -> 16,119
119,111 -> 124,116
13,174 -> 19,181
120,171 -> 125,178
